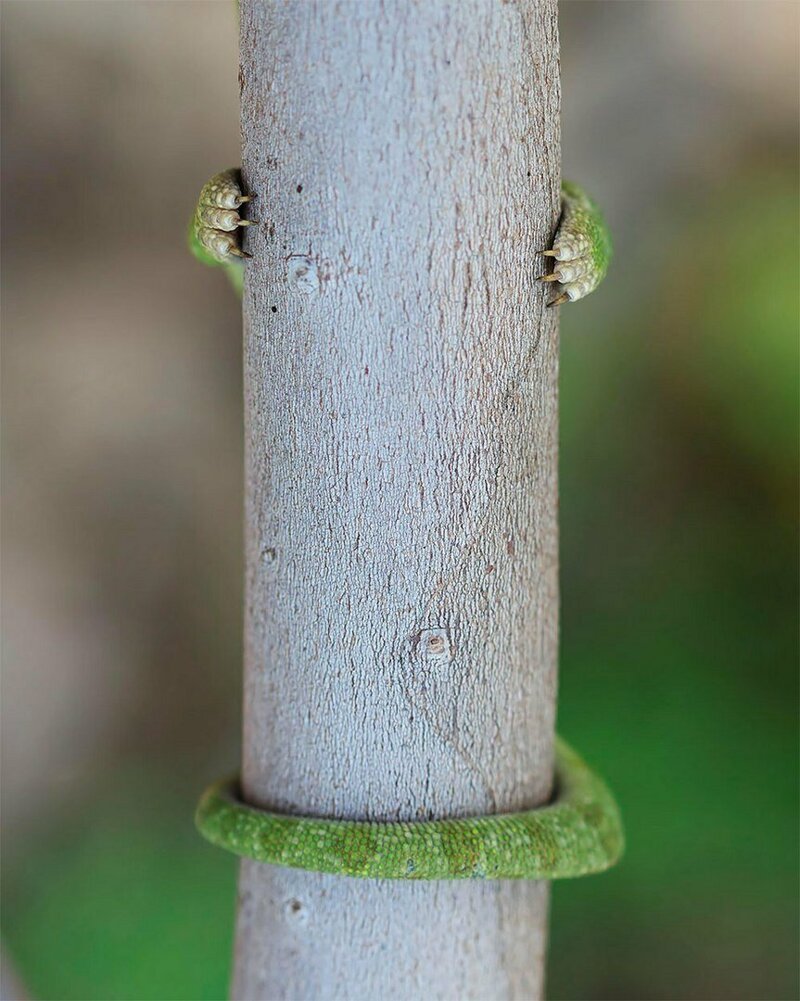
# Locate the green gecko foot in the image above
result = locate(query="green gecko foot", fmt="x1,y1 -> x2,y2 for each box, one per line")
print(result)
188,168 -> 256,293
539,180 -> 612,307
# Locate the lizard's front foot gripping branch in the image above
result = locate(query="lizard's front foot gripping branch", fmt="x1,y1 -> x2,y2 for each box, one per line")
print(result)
196,738 -> 623,881
540,180 -> 612,307
189,168 -> 256,267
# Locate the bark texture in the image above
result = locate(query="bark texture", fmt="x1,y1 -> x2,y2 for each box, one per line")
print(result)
234,1 -> 561,997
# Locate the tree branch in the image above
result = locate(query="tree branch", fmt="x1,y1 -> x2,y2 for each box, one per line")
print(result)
234,1 -> 561,995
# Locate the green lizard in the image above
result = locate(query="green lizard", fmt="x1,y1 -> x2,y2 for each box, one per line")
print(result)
189,168 -> 611,306
190,168 -> 620,879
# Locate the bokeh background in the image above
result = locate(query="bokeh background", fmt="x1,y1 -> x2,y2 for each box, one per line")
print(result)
2,2 -> 797,999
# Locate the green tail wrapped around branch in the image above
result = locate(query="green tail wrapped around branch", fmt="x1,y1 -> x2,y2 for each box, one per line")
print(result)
196,738 -> 623,881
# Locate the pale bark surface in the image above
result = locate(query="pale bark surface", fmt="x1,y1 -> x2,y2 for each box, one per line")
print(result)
234,1 -> 560,997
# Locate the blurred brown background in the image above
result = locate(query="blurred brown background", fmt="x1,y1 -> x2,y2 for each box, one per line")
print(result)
2,3 -> 798,999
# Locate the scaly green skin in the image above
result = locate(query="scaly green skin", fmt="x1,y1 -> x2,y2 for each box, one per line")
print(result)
189,173 -> 611,307
188,168 -> 253,296
540,180 -> 613,306
196,738 -> 623,880
190,175 -> 618,879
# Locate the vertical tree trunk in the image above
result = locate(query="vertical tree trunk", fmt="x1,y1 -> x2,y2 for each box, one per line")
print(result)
234,1 -> 560,997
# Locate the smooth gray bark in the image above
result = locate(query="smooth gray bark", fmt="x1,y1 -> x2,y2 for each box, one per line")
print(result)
234,1 -> 561,997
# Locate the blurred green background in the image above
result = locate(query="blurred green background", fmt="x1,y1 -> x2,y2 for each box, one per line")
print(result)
1,2 -> 797,999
